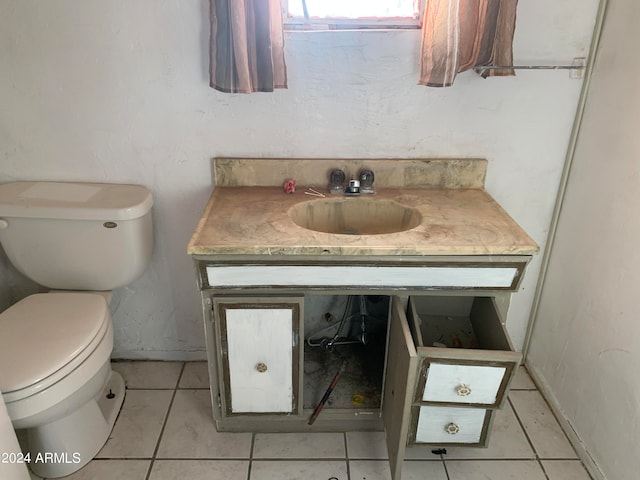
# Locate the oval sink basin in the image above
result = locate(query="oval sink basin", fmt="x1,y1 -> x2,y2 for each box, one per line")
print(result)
288,198 -> 422,235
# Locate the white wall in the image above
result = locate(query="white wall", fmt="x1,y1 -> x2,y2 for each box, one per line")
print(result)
0,0 -> 600,359
527,1 -> 639,479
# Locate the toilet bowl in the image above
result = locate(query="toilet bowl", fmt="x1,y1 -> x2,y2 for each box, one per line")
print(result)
0,181 -> 154,477
0,292 -> 125,478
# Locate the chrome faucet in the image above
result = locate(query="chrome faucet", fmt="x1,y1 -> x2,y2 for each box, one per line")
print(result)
328,168 -> 375,195
345,179 -> 360,195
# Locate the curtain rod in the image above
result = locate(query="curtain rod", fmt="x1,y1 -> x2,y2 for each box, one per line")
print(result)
475,64 -> 585,70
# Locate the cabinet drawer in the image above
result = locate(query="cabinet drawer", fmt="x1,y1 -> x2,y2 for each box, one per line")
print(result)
204,264 -> 525,290
408,296 -> 521,408
410,405 -> 492,446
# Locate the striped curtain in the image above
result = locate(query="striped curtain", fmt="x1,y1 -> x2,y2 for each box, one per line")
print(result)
419,0 -> 518,87
210,0 -> 287,93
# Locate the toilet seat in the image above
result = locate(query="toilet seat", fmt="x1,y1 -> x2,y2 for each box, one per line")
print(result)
0,293 -> 109,401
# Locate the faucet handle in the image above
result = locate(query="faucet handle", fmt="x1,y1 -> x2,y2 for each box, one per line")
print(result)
328,169 -> 346,194
358,169 -> 375,194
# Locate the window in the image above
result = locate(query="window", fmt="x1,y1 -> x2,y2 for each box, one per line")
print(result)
283,0 -> 423,30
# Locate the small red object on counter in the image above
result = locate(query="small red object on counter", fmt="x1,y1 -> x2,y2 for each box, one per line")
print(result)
283,179 -> 296,193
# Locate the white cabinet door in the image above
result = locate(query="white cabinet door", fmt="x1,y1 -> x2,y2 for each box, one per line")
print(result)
217,298 -> 302,415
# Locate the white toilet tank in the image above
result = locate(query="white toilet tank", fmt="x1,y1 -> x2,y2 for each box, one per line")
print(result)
0,181 -> 154,290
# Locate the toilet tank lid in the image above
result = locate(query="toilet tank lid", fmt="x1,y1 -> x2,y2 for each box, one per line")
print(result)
0,182 -> 153,220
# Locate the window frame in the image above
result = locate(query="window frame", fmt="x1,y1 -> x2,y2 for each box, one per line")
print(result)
282,0 -> 424,31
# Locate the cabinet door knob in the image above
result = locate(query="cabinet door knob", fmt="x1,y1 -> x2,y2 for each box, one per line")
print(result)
456,384 -> 472,396
445,422 -> 460,435
256,362 -> 268,373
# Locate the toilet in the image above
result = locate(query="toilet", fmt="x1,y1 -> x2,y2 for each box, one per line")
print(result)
0,181 -> 153,478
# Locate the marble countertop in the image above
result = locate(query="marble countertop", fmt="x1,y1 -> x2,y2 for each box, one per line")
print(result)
187,187 -> 539,257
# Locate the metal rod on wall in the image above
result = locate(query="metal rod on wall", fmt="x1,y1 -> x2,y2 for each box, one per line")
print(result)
475,65 -> 584,70
475,58 -> 586,71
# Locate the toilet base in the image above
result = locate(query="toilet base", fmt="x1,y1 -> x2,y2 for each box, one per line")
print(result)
25,370 -> 125,479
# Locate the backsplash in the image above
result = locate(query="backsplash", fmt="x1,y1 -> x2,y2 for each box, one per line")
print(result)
213,158 -> 487,189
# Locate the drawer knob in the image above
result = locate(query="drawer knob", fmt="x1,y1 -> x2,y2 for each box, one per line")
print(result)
256,362 -> 268,373
456,384 -> 472,396
445,422 -> 460,435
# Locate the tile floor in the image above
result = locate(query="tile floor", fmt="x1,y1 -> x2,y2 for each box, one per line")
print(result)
44,362 -> 592,480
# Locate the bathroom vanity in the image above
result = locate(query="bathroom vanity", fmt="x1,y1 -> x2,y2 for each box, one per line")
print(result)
188,158 -> 538,480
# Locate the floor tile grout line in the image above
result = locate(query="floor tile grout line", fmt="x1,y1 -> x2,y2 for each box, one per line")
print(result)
102,457 -> 252,461
343,431 -> 348,460
343,432 -> 351,480
247,433 -> 256,480
508,395 -> 541,463
441,458 -> 571,462
538,458 -> 552,480
439,452 -> 451,480
173,362 -> 187,390
177,361 -> 210,390
124,386 -> 210,391
249,457 -> 351,462
510,388 -> 579,462
169,457 -> 253,461
249,432 -> 256,461
144,362 -> 185,480
523,384 -> 581,457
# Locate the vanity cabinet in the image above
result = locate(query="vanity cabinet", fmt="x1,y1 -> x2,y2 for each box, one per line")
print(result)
188,159 -> 540,480
195,257 -> 530,480
212,297 -> 303,417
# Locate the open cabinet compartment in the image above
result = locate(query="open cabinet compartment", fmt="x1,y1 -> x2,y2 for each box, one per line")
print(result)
303,295 -> 390,413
